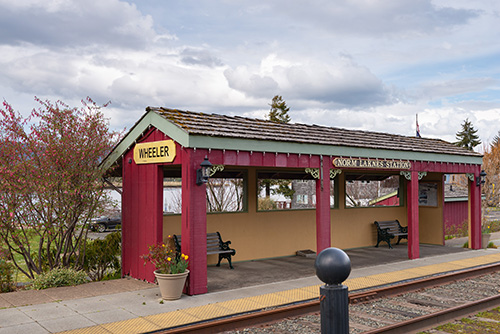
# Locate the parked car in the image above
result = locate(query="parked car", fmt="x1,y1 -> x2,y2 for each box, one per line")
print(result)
90,217 -> 121,233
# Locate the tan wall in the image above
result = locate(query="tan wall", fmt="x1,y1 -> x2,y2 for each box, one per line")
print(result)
418,173 -> 444,245
162,168 -> 445,264
332,172 -> 407,248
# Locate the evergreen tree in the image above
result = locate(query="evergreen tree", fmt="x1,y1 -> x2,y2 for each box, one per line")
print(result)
491,131 -> 500,148
268,95 -> 291,124
260,96 -> 294,204
455,118 -> 481,151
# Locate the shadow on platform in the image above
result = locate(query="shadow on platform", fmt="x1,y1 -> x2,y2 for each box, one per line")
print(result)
207,243 -> 470,293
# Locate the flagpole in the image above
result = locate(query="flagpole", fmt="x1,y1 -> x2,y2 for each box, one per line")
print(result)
416,113 -> 421,138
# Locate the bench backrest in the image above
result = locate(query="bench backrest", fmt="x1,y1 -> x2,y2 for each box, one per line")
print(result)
374,220 -> 403,234
174,232 -> 221,252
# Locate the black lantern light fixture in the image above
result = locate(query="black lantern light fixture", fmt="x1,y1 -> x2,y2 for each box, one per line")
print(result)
476,170 -> 486,187
196,156 -> 212,185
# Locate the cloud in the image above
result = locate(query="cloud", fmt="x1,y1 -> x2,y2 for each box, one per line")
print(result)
277,0 -> 479,37
224,67 -> 279,98
0,0 -> 173,49
415,77 -> 497,102
180,48 -> 224,67
224,54 -> 393,107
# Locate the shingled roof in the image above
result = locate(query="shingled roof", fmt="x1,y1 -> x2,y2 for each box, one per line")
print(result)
147,107 -> 481,158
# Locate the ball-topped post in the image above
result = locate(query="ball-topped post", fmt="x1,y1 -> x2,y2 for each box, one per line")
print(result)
315,247 -> 351,286
314,247 -> 351,334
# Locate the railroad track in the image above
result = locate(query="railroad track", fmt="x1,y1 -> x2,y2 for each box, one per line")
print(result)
154,262 -> 500,334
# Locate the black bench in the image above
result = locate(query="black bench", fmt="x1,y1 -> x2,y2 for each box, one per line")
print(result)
173,232 -> 236,269
374,220 -> 408,249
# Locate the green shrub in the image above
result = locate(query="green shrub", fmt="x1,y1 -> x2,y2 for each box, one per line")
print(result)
0,258 -> 15,293
445,220 -> 468,239
258,197 -> 278,211
488,220 -> 500,233
32,268 -> 88,290
83,231 -> 121,281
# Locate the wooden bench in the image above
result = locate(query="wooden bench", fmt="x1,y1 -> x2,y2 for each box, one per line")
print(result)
173,232 -> 236,269
374,220 -> 408,249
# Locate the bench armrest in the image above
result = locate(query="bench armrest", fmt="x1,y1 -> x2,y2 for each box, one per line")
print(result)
399,226 -> 408,234
219,240 -> 232,251
379,227 -> 393,238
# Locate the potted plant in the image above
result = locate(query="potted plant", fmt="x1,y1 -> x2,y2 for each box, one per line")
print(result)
142,235 -> 189,300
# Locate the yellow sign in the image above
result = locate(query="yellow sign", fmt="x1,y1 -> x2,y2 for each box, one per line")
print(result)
133,140 -> 176,164
333,158 -> 411,170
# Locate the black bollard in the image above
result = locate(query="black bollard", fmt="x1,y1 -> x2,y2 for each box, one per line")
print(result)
314,247 -> 351,334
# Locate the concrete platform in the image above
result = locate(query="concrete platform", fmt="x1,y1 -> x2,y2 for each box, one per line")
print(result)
1,241 -> 499,334
207,242 -> 470,292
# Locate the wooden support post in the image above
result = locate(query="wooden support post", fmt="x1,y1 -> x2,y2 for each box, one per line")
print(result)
316,159 -> 331,254
122,155 -> 163,282
181,148 -> 208,295
407,171 -> 420,259
469,170 -> 482,249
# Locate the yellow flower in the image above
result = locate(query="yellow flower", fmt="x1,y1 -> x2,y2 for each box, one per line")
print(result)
184,255 -> 189,260
167,257 -> 171,262
162,244 -> 166,248
168,235 -> 171,238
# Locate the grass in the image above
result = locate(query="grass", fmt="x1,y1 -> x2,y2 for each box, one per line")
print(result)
4,230 -> 41,283
5,230 -> 61,283
418,307 -> 500,333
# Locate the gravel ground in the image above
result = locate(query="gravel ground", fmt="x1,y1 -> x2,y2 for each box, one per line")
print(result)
226,271 -> 500,334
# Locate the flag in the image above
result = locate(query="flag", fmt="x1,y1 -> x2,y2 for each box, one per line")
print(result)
416,114 -> 421,138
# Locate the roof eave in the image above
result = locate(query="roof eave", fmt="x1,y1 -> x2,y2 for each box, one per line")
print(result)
100,110 -> 189,171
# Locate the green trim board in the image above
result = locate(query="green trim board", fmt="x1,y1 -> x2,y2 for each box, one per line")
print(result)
187,135 -> 482,165
444,195 -> 486,202
444,197 -> 468,202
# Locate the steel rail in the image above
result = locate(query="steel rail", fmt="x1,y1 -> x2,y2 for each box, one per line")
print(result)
362,294 -> 500,334
151,261 -> 500,334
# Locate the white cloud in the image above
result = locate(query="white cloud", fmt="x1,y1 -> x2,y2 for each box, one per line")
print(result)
0,0 -> 172,49
224,54 -> 393,107
415,77 -> 497,102
276,0 -> 479,37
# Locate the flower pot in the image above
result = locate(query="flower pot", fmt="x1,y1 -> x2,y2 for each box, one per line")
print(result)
154,269 -> 189,300
482,234 -> 491,249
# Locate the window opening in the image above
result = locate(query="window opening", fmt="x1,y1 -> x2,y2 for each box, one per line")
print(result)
257,171 -> 336,211
345,174 -> 401,207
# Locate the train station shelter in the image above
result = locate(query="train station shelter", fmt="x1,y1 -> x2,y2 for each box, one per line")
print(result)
102,107 -> 484,295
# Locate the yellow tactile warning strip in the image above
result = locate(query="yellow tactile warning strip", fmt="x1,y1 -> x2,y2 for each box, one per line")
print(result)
57,252 -> 500,334
100,318 -> 161,334
145,310 -> 201,328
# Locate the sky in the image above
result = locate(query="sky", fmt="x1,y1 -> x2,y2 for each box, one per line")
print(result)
0,0 -> 499,151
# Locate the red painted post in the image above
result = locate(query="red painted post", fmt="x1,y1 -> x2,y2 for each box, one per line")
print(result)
122,153 -> 163,282
469,170 -> 481,249
316,159 -> 331,254
181,148 -> 208,295
407,171 -> 420,259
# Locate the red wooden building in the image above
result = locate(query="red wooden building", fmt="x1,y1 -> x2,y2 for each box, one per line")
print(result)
102,107 -> 484,295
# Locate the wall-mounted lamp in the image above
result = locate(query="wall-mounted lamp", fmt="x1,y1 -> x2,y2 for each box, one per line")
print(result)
196,156 -> 212,185
476,170 -> 486,187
